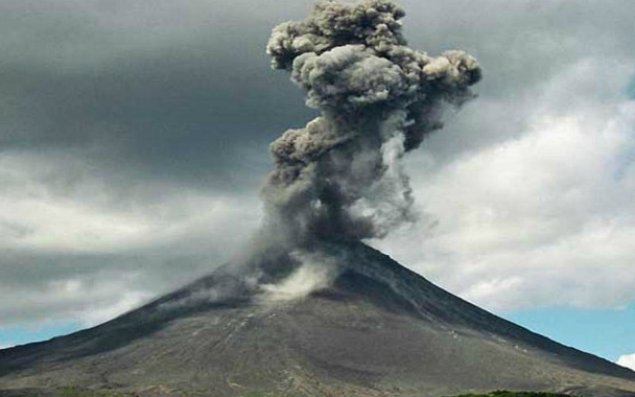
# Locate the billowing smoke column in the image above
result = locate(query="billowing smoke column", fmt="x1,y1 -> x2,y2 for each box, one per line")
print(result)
262,0 -> 481,245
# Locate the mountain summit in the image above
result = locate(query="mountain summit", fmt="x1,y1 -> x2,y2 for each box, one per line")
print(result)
1,242 -> 634,397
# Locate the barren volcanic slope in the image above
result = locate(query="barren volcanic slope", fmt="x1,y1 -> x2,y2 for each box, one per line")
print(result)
1,242 -> 635,397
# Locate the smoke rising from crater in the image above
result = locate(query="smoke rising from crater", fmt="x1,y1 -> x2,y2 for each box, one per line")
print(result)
262,0 -> 481,245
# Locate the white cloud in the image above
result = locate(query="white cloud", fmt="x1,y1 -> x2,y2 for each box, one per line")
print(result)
0,272 -> 150,327
0,151 -> 260,255
375,59 -> 635,312
370,0 -> 635,314
0,344 -> 14,350
617,353 -> 635,371
0,150 -> 262,327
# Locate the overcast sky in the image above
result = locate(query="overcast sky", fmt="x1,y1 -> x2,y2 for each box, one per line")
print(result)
1,0 -> 634,366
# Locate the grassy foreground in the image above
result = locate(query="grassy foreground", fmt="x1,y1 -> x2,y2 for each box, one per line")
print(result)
446,392 -> 572,397
0,388 -> 576,397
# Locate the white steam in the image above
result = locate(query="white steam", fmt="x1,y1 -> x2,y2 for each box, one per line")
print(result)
259,251 -> 338,302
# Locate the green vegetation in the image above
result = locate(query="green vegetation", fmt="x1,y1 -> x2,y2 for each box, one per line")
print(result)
56,387 -> 128,397
223,393 -> 573,397
0,389 -> 578,397
53,390 -> 576,397
447,392 -> 573,397
235,392 -> 328,397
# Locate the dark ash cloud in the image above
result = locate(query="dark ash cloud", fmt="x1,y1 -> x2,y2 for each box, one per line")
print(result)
261,0 -> 480,243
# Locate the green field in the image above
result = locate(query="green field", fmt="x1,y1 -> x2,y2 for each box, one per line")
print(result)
447,392 -> 572,397
0,389 -> 578,397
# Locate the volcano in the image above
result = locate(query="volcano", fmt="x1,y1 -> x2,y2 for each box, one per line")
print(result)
1,242 -> 634,397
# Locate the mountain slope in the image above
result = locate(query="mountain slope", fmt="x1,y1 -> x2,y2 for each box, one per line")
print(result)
1,242 -> 634,397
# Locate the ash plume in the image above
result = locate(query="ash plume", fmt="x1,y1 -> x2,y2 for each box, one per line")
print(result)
262,0 -> 481,245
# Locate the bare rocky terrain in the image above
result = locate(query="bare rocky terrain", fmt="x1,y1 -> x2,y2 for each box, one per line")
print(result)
1,242 -> 634,397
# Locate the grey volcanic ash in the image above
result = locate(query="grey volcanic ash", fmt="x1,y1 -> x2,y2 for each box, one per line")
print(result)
261,0 -> 481,247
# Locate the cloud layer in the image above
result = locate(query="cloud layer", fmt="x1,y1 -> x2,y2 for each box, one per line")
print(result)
0,149 -> 260,326
373,0 -> 635,313
376,99 -> 635,311
618,353 -> 635,371
0,0 -> 634,331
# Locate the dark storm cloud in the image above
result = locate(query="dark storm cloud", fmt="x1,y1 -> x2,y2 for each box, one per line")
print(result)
0,0 -> 319,192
